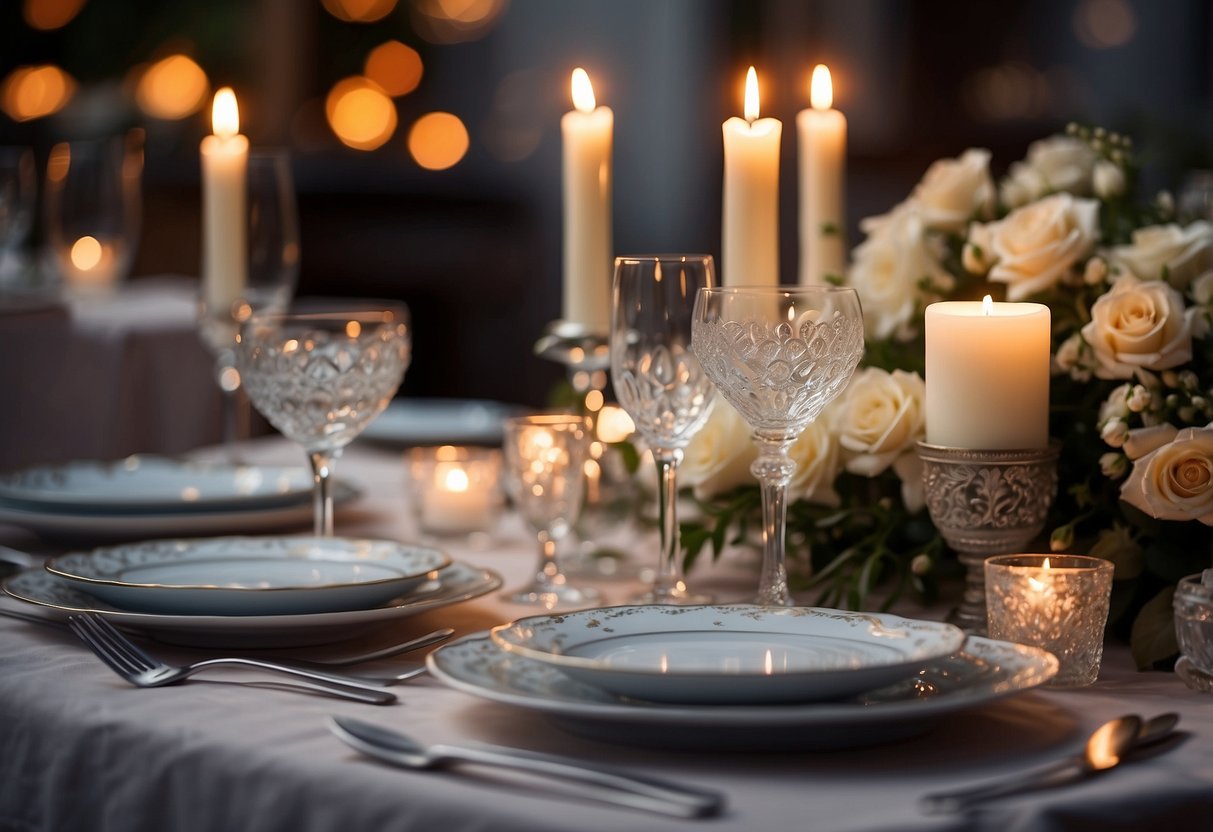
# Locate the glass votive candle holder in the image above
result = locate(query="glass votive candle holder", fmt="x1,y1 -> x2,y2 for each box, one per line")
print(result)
985,554 -> 1114,688
407,445 -> 503,539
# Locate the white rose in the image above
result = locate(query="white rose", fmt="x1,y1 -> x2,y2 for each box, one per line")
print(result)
979,193 -> 1100,300
1024,135 -> 1097,195
677,400 -> 756,500
1093,160 -> 1126,199
786,415 -> 841,507
1120,425 -> 1213,525
832,368 -> 925,476
1080,274 -> 1197,379
1101,418 -> 1129,448
1192,270 -> 1213,305
1098,383 -> 1132,423
1124,423 -> 1178,460
847,205 -> 952,340
909,148 -> 995,234
1000,163 -> 1043,209
1110,221 -> 1213,289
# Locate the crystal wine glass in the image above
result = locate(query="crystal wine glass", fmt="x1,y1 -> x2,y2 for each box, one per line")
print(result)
502,413 -> 601,609
237,304 -> 410,535
610,254 -> 717,603
691,286 -> 864,606
198,150 -> 300,446
0,146 -> 36,287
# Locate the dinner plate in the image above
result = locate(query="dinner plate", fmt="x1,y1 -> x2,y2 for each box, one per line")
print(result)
0,482 -> 359,542
0,457 -> 313,513
490,605 -> 967,704
45,536 -> 451,616
427,634 -> 1058,750
359,398 -> 520,446
3,561 -> 502,648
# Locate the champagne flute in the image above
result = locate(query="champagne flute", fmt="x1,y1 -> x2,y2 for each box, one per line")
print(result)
610,255 -> 717,603
199,150 -> 299,445
237,304 -> 410,535
502,413 -> 601,609
692,286 -> 864,606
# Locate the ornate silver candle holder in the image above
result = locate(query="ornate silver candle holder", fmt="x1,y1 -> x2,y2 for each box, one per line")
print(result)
533,319 -> 610,394
918,441 -> 1061,634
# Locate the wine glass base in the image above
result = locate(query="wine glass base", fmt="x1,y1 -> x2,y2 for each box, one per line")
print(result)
629,586 -> 713,605
503,582 -> 603,611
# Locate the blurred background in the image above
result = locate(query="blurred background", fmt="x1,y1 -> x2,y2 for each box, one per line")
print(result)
2,0 -> 1211,408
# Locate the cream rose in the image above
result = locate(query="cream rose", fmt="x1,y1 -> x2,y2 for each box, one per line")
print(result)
847,205 -> 952,340
832,368 -> 925,475
909,148 -> 995,234
1110,221 -> 1213,289
1000,136 -> 1096,208
676,400 -> 756,500
1120,425 -> 1213,525
978,193 -> 1100,300
1080,274 -> 1197,378
787,415 -> 842,507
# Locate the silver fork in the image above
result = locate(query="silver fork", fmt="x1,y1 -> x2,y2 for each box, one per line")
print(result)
67,614 -> 396,705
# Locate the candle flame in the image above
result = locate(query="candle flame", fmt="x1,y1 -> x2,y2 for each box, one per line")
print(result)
571,67 -> 595,113
1043,557 -> 1051,571
810,64 -> 833,110
211,86 -> 240,138
443,467 -> 470,493
982,294 -> 994,316
744,66 -> 760,123
1027,557 -> 1052,593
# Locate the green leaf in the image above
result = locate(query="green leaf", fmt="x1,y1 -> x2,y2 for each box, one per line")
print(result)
1130,586 -> 1178,670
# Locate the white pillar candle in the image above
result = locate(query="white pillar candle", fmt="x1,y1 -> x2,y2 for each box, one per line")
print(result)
722,67 -> 781,286
420,463 -> 496,534
796,64 -> 847,285
925,296 -> 1051,449
561,67 -> 613,332
200,87 -> 249,315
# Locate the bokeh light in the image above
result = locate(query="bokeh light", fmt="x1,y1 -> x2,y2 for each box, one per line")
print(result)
364,41 -> 424,97
23,0 -> 86,30
135,54 -> 209,120
1,65 -> 76,122
407,112 -> 469,170
1073,0 -> 1137,49
321,0 -> 397,23
411,0 -> 507,44
325,77 -> 398,151
71,236 -> 103,271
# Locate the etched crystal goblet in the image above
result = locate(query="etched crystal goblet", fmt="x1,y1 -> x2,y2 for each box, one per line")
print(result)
237,304 -> 410,535
502,413 -> 601,609
610,254 -> 717,603
692,286 -> 864,606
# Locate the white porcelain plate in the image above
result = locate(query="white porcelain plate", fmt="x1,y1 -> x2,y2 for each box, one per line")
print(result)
45,536 -> 451,616
428,633 -> 1057,750
0,457 -> 314,513
359,398 -> 520,446
3,561 -> 501,648
490,605 -> 967,704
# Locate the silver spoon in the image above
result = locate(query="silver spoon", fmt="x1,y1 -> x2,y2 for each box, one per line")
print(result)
1134,712 -> 1180,748
921,714 -> 1143,813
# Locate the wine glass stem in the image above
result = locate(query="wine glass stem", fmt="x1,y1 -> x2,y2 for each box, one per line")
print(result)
534,530 -> 561,587
309,450 -> 336,536
652,448 -> 687,600
751,434 -> 798,607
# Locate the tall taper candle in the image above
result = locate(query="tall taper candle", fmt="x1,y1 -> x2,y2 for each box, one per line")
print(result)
561,67 -> 613,332
722,67 -> 781,286
200,87 -> 249,314
797,64 -> 847,285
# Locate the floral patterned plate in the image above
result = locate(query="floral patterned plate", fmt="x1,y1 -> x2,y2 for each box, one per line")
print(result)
45,536 -> 450,616
428,633 -> 1057,750
490,605 -> 967,704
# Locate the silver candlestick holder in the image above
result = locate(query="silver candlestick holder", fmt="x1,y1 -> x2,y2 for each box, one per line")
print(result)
533,319 -> 610,394
918,440 -> 1061,635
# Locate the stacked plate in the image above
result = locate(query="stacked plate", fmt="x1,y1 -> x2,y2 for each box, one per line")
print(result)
3,535 -> 502,648
0,456 -> 357,541
426,604 -> 1059,751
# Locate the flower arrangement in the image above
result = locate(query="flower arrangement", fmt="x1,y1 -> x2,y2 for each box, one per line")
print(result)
678,126 -> 1213,667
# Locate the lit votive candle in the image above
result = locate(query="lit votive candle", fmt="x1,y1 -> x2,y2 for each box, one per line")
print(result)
985,554 -> 1114,687
408,446 -> 502,536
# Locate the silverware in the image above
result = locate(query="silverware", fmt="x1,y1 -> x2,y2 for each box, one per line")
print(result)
328,716 -> 725,819
67,613 -> 396,705
302,628 -> 454,666
921,714 -> 1144,813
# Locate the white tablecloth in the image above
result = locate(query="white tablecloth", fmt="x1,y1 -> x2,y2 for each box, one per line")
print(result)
1,440 -> 1211,832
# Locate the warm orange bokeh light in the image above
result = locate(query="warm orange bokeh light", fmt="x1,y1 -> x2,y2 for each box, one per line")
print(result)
364,41 -> 423,97
407,111 -> 468,170
71,236 -> 103,271
322,0 -> 397,23
136,54 -> 209,120
1,65 -> 76,122
412,0 -> 506,44
23,0 -> 86,30
326,77 -> 398,151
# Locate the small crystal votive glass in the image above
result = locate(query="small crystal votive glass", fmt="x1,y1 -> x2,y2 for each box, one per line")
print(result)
985,554 -> 1114,687
406,445 -> 502,538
